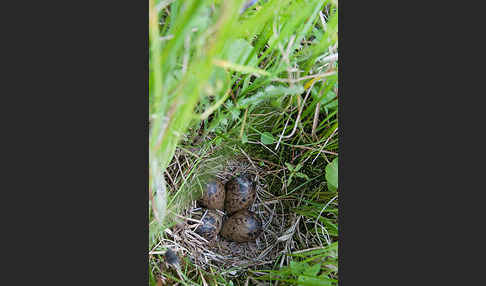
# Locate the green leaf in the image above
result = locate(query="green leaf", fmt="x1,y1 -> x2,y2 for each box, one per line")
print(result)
290,261 -> 309,276
237,85 -> 304,108
149,221 -> 162,249
242,133 -> 248,144
295,172 -> 310,180
208,67 -> 230,95
297,276 -> 332,286
222,38 -> 258,66
149,267 -> 157,286
266,85 -> 305,96
229,107 -> 241,120
237,91 -> 271,108
285,162 -> 295,171
325,158 -> 338,192
189,7 -> 211,31
303,263 -> 321,277
295,163 -> 303,172
261,132 -> 274,145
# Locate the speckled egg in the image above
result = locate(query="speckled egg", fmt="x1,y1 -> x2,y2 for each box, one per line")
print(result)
224,175 -> 256,214
194,210 -> 222,242
198,180 -> 225,210
220,210 -> 262,242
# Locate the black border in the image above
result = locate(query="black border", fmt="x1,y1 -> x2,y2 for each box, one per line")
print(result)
337,1 -> 472,284
9,0 -> 149,284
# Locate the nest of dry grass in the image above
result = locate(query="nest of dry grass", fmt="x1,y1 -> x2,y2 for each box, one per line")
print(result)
159,154 -> 295,278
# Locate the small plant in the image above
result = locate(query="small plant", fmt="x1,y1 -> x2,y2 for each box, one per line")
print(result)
256,242 -> 338,285
285,162 -> 310,186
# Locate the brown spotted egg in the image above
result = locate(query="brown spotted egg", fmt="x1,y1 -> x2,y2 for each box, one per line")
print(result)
198,180 -> 225,210
194,209 -> 222,242
220,210 -> 262,242
224,175 -> 256,214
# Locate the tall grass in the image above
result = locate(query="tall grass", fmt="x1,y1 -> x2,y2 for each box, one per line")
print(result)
149,0 -> 338,284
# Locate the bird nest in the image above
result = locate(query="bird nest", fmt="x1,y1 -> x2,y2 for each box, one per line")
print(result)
160,155 -> 292,278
